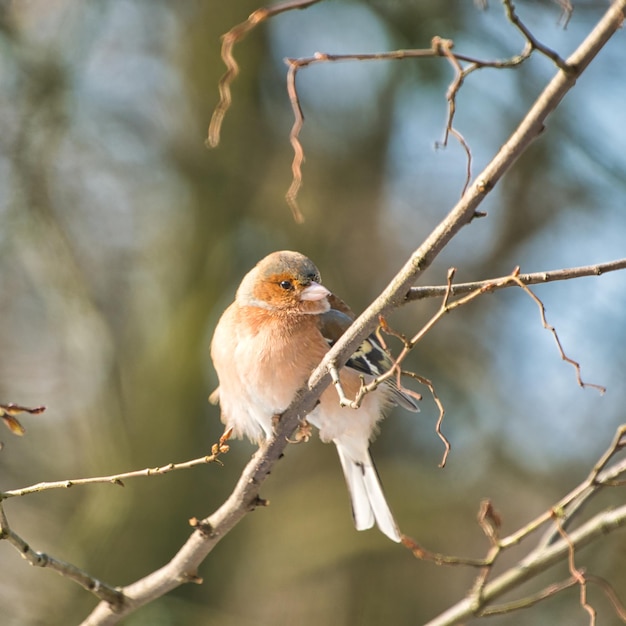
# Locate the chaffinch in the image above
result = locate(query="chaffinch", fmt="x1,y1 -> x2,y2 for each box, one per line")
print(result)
210,250 -> 419,542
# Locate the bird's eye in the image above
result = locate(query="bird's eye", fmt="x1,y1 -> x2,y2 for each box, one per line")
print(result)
279,280 -> 293,290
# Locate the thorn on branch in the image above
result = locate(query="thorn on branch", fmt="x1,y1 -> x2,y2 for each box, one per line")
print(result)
189,517 -> 214,537
251,495 -> 270,509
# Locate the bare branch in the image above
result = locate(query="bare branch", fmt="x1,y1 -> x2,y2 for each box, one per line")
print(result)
406,258 -> 626,302
0,504 -> 124,608
424,504 -> 626,626
1,431 -> 231,500
282,35 -> 533,217
504,0 -> 570,70
502,424 -> 626,551
403,423 -> 626,625
478,576 -> 578,616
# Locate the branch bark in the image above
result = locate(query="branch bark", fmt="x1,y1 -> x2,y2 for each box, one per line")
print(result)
82,1 -> 626,623
425,505 -> 626,626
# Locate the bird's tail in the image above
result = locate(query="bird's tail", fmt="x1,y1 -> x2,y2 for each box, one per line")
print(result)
335,443 -> 401,543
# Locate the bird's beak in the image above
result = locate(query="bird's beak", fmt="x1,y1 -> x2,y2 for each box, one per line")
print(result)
300,281 -> 330,302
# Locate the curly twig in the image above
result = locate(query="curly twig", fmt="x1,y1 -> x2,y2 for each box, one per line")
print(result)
207,0 -> 323,148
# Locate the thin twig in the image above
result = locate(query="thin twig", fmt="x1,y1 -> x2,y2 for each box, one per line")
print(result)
587,575 -> 626,621
501,424 -> 626,550
425,504 -> 626,626
285,59 -> 306,223
400,534 -> 490,567
0,504 -> 125,607
407,372 -> 450,467
406,258 -> 626,302
553,515 -> 596,624
281,34 -> 534,218
206,0 -> 323,148
432,37 -> 473,195
503,0 -> 570,70
536,433 -> 626,549
508,271 -> 606,393
330,262 -> 608,425
478,576 -> 578,616
0,431 -> 231,500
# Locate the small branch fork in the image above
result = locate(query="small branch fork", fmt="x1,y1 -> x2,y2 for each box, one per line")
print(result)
406,425 -> 626,626
209,0 -> 577,221
328,260 -> 615,466
0,431 -> 231,610
0,403 -> 46,438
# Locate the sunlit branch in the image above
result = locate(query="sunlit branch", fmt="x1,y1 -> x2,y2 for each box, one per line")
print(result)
423,424 -> 626,626
406,258 -> 626,302
0,433 -> 231,500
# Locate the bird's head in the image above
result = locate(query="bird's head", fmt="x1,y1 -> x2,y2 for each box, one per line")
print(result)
237,250 -> 331,315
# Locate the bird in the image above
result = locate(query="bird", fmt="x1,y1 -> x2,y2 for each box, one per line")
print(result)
210,250 -> 419,542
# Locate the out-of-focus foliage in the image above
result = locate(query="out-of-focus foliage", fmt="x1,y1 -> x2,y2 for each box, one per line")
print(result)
0,1 -> 624,624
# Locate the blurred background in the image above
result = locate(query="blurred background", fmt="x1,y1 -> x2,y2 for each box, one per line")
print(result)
0,1 -> 625,624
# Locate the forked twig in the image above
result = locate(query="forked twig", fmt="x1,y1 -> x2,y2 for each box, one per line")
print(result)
508,271 -> 606,394
504,0 -> 570,70
329,265 -> 606,453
